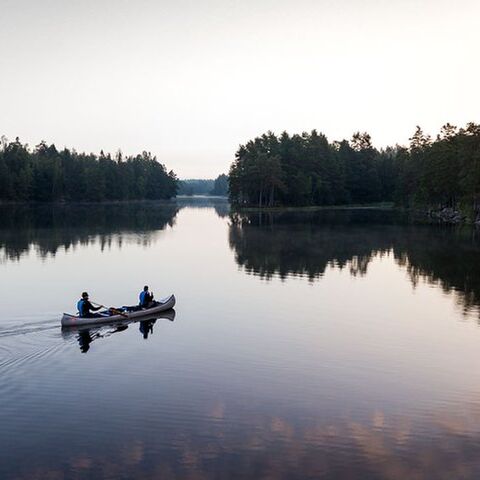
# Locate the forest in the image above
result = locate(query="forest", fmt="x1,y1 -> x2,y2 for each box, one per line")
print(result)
210,174 -> 229,196
0,137 -> 178,202
229,123 -> 480,218
177,179 -> 214,196
178,174 -> 229,196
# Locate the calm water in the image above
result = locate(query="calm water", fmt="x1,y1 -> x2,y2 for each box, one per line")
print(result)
2,199 -> 480,479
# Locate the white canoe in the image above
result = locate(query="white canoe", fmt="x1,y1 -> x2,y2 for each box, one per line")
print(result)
61,309 -> 176,338
61,294 -> 176,327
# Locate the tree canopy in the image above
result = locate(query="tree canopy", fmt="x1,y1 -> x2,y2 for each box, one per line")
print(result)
229,124 -> 480,216
177,175 -> 229,196
210,174 -> 229,196
177,179 -> 214,196
0,137 -> 178,202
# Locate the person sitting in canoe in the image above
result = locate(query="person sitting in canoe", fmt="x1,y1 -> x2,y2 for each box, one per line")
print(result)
77,292 -> 102,318
139,285 -> 154,308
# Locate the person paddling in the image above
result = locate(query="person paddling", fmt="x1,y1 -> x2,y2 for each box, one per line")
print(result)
77,292 -> 102,318
139,285 -> 154,308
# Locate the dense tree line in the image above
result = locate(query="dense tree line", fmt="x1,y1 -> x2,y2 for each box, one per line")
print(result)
0,137 -> 178,202
210,174 -> 229,196
178,179 -> 214,196
178,174 -> 229,196
229,130 -> 389,207
229,124 -> 480,216
394,123 -> 480,216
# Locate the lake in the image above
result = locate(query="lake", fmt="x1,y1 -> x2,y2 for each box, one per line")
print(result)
2,198 -> 480,479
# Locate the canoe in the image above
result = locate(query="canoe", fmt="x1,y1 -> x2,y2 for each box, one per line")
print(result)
61,309 -> 176,337
61,294 -> 176,327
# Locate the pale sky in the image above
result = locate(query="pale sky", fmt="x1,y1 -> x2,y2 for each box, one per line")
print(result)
0,0 -> 479,178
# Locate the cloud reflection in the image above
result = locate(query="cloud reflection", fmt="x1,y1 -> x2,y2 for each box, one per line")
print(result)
10,397 -> 480,479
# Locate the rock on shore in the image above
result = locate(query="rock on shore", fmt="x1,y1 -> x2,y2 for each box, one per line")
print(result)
428,207 -> 466,224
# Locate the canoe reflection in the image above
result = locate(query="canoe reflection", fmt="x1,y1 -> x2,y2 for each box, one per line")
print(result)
61,309 -> 175,353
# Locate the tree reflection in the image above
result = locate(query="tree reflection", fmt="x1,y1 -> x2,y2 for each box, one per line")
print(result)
229,209 -> 480,310
0,202 -> 180,262
0,199 -> 230,263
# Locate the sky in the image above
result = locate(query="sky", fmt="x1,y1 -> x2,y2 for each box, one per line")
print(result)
0,0 -> 479,178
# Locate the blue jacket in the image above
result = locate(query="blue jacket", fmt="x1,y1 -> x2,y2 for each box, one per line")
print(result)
139,290 -> 149,307
77,299 -> 97,317
77,299 -> 86,317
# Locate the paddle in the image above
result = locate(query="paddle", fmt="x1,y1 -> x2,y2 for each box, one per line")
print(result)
91,300 -> 129,318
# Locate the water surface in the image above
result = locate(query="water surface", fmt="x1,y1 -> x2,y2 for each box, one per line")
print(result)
2,199 -> 480,479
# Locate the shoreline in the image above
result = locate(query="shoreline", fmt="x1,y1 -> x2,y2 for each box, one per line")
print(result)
0,196 -> 228,207
1,199 -> 477,226
231,202 -> 395,213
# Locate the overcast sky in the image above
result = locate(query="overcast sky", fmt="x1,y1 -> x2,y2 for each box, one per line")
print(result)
1,0 -> 479,178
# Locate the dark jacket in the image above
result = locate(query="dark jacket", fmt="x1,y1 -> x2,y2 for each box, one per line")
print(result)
77,299 -> 101,317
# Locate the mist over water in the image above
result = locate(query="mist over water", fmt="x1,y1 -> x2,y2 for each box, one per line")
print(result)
2,198 -> 480,479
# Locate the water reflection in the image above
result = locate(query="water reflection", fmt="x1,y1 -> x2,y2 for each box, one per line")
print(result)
0,203 -> 180,262
9,398 -> 480,479
176,195 -> 230,218
0,199 -> 231,263
62,310 -> 176,353
139,318 -> 156,339
3,203 -> 480,479
229,209 -> 480,311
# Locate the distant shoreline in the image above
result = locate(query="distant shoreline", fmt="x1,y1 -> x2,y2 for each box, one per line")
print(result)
0,199 -> 176,206
0,196 -> 228,206
176,195 -> 228,200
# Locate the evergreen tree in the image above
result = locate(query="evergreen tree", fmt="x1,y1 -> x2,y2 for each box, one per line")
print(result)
229,124 -> 480,217
0,138 -> 178,202
210,174 -> 229,196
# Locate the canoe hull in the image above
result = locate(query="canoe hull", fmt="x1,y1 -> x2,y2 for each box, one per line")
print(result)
61,295 -> 176,327
61,309 -> 176,338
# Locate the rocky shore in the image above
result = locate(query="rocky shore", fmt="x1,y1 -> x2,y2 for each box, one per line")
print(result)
426,207 -> 479,225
